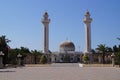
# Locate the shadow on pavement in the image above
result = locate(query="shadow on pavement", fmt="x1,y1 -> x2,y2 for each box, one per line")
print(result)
0,70 -> 16,73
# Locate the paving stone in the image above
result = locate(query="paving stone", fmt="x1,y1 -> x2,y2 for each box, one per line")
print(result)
0,63 -> 120,80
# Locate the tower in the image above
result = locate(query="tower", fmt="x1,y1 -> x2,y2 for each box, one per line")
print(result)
83,11 -> 92,53
42,12 -> 50,54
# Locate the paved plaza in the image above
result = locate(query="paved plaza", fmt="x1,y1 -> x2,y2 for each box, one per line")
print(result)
0,63 -> 120,80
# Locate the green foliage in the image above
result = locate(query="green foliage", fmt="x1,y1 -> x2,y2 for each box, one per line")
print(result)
20,47 -> 30,53
8,50 -> 17,64
8,47 -> 30,64
91,49 -> 95,53
31,50 -> 42,55
113,45 -> 118,52
31,50 -> 43,64
96,44 -> 107,64
0,35 -> 10,65
96,44 -> 107,52
82,54 -> 89,63
40,55 -> 47,64
106,47 -> 113,52
117,37 -> 120,41
115,52 -> 120,65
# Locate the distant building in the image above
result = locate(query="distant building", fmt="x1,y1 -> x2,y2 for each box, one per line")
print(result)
51,40 -> 82,63
38,11 -> 112,64
19,11 -> 112,64
41,11 -> 92,63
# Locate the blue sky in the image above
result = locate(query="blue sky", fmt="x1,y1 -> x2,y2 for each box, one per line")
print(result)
0,0 -> 120,52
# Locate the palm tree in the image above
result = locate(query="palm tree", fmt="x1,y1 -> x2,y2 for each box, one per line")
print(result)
117,37 -> 120,40
96,44 -> 107,64
106,47 -> 113,53
115,52 -> 120,67
0,35 -> 11,66
113,45 -> 118,52
31,50 -> 42,64
20,47 -> 30,53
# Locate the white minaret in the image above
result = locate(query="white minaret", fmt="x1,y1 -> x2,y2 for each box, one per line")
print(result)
83,11 -> 92,53
42,12 -> 50,54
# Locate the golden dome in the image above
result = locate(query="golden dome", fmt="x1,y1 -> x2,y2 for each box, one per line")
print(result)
60,41 -> 75,51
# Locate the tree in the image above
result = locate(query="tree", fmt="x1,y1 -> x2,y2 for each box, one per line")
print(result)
8,49 -> 17,65
8,47 -> 30,65
113,45 -> 118,52
106,47 -> 113,53
118,45 -> 120,52
112,45 -> 120,66
0,35 -> 11,66
31,50 -> 42,64
20,47 -> 30,53
40,55 -> 47,64
96,44 -> 107,64
91,49 -> 95,53
20,47 -> 30,59
82,54 -> 89,63
117,37 -> 120,41
115,52 -> 120,67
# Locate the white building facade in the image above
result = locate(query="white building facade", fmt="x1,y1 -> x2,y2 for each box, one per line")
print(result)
51,40 -> 83,63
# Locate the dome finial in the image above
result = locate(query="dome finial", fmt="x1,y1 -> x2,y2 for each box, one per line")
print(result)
43,11 -> 49,19
66,37 -> 68,41
86,9 -> 88,12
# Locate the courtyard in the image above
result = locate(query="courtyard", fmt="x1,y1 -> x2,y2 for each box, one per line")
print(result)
0,63 -> 120,80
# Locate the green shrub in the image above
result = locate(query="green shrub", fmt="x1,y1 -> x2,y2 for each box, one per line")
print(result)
82,54 -> 89,63
40,55 -> 47,64
115,52 -> 120,65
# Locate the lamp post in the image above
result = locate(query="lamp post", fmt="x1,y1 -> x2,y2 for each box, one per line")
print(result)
17,53 -> 22,66
0,51 -> 4,68
111,53 -> 115,67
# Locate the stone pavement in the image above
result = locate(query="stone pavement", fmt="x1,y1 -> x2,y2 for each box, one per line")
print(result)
0,63 -> 120,80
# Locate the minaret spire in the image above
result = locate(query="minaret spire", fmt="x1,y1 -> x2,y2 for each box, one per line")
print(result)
83,11 -> 92,53
42,12 -> 50,54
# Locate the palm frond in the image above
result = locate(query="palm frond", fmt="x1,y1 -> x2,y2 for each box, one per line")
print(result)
117,37 -> 120,40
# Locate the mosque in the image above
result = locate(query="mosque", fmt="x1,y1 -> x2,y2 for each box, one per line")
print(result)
23,11 -> 112,64
41,11 -> 92,63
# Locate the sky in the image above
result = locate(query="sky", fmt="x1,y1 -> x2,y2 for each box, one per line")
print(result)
0,0 -> 120,52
